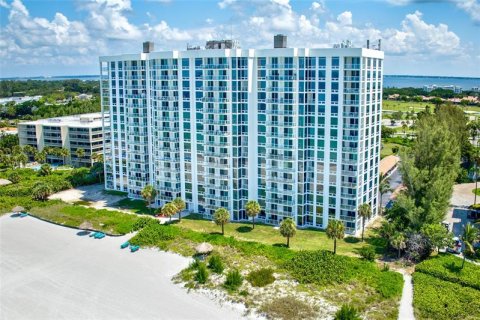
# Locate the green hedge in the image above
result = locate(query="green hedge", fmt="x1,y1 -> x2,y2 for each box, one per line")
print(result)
415,254 -> 480,290
285,250 -> 403,298
413,272 -> 480,320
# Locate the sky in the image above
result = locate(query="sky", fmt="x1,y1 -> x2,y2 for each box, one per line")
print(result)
0,0 -> 479,78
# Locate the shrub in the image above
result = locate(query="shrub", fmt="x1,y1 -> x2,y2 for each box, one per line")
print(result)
129,223 -> 180,247
207,255 -> 224,274
415,254 -> 480,290
247,268 -> 275,287
8,171 -> 20,184
38,164 -> 52,176
358,246 -> 376,261
470,203 -> 480,210
224,269 -> 243,291
195,263 -> 209,284
131,217 -> 158,231
404,232 -> 431,263
260,296 -> 318,320
334,304 -> 361,320
413,272 -> 480,320
285,250 -> 403,299
31,182 -> 53,201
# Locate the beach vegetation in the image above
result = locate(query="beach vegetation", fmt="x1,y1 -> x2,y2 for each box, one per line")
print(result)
224,269 -> 243,291
246,268 -> 275,287
334,304 -> 361,320
207,255 -> 224,274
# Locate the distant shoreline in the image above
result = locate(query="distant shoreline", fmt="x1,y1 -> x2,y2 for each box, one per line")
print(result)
1,74 -> 478,90
1,74 -> 479,81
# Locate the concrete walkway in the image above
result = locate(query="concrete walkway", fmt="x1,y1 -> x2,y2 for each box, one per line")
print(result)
0,215 -> 247,320
398,271 -> 415,320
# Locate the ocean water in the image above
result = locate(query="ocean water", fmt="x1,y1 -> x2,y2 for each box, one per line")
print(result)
383,75 -> 480,90
1,74 -> 479,90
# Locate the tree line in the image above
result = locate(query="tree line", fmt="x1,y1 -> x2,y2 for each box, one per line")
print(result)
381,104 -> 480,264
0,80 -> 99,97
0,98 -> 100,121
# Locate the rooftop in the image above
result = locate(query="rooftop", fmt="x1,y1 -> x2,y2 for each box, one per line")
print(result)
19,112 -> 105,128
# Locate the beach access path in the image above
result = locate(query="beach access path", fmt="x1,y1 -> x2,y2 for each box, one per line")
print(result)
0,215 -> 247,320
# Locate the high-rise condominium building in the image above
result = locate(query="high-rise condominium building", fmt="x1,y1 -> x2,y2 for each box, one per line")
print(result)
100,37 -> 384,234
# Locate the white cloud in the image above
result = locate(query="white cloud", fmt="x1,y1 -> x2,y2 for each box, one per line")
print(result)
0,0 -> 9,8
80,0 -> 141,40
383,11 -> 460,55
337,11 -> 352,25
456,0 -> 480,23
386,0 -> 480,23
218,0 -> 236,9
0,0 -> 475,77
311,1 -> 326,12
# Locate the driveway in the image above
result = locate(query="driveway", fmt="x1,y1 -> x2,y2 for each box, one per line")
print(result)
445,183 -> 476,236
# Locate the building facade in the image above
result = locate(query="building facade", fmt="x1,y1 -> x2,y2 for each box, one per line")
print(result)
100,42 -> 383,234
18,113 -> 106,167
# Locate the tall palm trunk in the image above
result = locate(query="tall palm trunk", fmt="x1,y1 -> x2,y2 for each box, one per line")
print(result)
252,216 -> 255,229
286,236 -> 290,248
333,239 -> 337,254
361,217 -> 365,242
221,223 -> 224,235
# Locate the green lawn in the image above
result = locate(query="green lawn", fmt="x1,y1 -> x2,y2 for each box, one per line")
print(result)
383,100 -> 480,114
383,100 -> 433,112
29,202 -> 144,235
381,142 -> 401,159
176,214 -> 385,257
115,198 -> 153,215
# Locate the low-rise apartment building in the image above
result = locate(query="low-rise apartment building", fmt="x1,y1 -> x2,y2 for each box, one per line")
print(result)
17,113 -> 106,167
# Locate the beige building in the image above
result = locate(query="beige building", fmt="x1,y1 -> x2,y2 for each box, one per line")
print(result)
17,113 -> 106,167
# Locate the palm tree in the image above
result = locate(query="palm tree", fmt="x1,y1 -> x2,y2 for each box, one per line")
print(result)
326,219 -> 345,254
172,197 -> 186,221
23,145 -> 36,160
75,148 -> 85,167
162,202 -> 178,222
92,152 -> 103,163
213,207 -> 230,235
401,122 -> 408,138
358,203 -> 372,242
39,163 -> 52,176
245,200 -> 261,229
34,151 -> 46,164
390,232 -> 406,258
279,217 -> 296,248
378,176 -> 392,215
15,152 -> 28,168
461,223 -> 478,268
59,148 -> 70,165
141,185 -> 157,215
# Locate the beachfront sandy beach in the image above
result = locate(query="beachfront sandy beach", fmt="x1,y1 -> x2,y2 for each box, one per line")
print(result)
0,215 -> 247,320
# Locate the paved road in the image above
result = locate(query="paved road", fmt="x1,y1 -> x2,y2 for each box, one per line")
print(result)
398,271 -> 415,320
382,168 -> 402,206
0,215 -> 246,320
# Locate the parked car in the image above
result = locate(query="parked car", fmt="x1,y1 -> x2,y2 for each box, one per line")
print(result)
467,210 -> 480,220
385,200 -> 394,210
447,237 -> 463,254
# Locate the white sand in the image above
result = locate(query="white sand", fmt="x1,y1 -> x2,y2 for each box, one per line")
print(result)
0,215 -> 247,320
